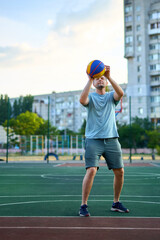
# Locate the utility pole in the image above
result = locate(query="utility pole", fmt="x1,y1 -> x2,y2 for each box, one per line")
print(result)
47,96 -> 50,164
129,96 -> 132,164
6,97 -> 10,164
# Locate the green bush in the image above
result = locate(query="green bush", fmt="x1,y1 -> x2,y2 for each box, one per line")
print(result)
156,145 -> 160,156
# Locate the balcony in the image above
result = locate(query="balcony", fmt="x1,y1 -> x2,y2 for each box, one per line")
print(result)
124,45 -> 134,58
124,52 -> 134,58
125,0 -> 132,5
148,24 -> 160,35
150,81 -> 160,87
150,111 -> 160,119
150,71 -> 160,77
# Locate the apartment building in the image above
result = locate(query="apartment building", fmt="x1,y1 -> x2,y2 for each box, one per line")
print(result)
124,0 -> 160,124
32,84 -> 127,132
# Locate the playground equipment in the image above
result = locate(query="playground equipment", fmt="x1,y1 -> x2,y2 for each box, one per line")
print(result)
44,152 -> 59,161
18,135 -> 85,156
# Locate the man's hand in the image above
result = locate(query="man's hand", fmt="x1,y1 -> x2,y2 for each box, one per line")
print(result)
79,71 -> 94,106
104,65 -> 111,80
104,65 -> 124,101
86,69 -> 94,83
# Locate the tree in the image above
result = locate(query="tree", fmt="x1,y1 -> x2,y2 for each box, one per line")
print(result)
146,130 -> 160,154
132,117 -> 154,131
13,95 -> 33,118
79,119 -> 86,135
22,95 -> 33,113
0,95 -> 12,125
4,111 -> 44,136
13,99 -> 20,118
59,128 -> 77,136
130,123 -> 145,151
35,120 -> 60,136
118,117 -> 155,150
105,85 -> 110,92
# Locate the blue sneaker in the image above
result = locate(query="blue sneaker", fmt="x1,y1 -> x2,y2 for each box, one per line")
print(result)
79,204 -> 90,217
111,202 -> 129,213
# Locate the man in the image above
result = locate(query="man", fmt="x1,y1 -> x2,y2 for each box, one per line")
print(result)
79,65 -> 129,217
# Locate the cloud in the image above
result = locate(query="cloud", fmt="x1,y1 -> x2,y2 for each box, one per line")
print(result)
47,19 -> 53,26
0,0 -> 127,97
52,0 -> 112,36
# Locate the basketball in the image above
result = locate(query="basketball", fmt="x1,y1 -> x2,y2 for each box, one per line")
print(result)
87,60 -> 105,78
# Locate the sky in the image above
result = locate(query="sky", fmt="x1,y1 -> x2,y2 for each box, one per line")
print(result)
0,0 -> 127,98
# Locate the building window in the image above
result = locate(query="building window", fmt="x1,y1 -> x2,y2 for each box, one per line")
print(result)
136,15 -> 141,21
125,46 -> 133,53
151,23 -> 157,29
150,64 -> 160,71
137,55 -> 141,62
137,76 -> 141,83
151,75 -> 160,82
136,6 -> 141,12
138,108 -> 143,115
125,5 -> 132,13
151,86 -> 160,92
151,107 -> 156,113
137,46 -> 142,52
137,35 -> 142,43
150,35 -> 159,40
150,11 -> 160,20
123,107 -> 127,113
149,43 -> 160,50
137,66 -> 141,72
150,22 -> 160,30
150,96 -> 160,103
138,87 -> 142,93
125,15 -> 132,22
138,97 -> 142,103
126,26 -> 132,32
136,25 -> 141,31
149,53 -> 159,61
125,35 -> 133,43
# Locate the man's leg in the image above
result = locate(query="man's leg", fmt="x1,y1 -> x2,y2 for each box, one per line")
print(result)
112,168 -> 124,203
82,167 -> 97,205
111,168 -> 129,213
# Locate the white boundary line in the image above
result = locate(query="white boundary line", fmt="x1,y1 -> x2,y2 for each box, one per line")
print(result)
0,216 -> 160,218
0,199 -> 160,207
0,173 -> 160,177
0,226 -> 159,230
150,163 -> 160,167
0,194 -> 160,198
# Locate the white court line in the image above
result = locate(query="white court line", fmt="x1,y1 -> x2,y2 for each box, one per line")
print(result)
150,163 -> 160,167
0,173 -> 160,177
52,164 -> 64,168
0,226 -> 159,230
0,216 -> 160,219
0,183 -> 159,186
0,194 -> 160,198
0,174 -> 40,177
0,199 -> 160,207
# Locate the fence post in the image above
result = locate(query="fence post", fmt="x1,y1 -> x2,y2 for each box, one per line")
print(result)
6,97 -> 10,164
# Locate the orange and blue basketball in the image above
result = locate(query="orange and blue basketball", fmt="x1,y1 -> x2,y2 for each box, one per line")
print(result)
87,60 -> 105,78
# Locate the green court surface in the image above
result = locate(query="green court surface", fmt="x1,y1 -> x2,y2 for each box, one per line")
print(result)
0,162 -> 160,217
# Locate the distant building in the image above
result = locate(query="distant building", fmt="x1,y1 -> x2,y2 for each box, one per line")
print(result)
10,85 -> 127,132
124,0 -> 160,124
33,89 -> 94,132
0,125 -> 7,144
32,84 -> 128,132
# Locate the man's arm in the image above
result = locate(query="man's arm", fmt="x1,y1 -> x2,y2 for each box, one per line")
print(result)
104,65 -> 124,101
79,76 -> 93,105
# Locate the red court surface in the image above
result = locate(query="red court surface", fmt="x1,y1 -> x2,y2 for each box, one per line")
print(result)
0,217 -> 160,240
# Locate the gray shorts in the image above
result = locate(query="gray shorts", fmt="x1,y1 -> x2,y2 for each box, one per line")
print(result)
85,138 -> 124,170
